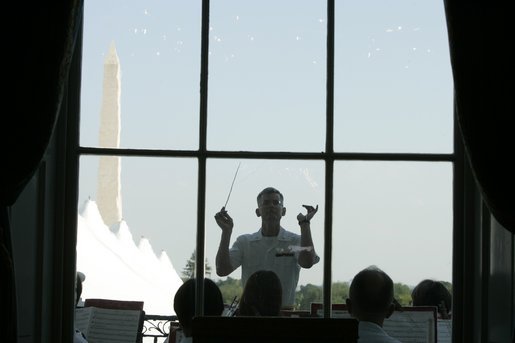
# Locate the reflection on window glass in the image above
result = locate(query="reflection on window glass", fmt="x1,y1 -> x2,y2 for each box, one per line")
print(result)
77,0 -> 455,317
80,0 -> 201,149
333,161 -> 452,305
208,0 -> 326,152
334,1 -> 453,153
206,159 -> 325,309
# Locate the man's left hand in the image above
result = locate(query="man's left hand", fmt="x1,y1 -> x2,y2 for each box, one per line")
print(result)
297,204 -> 318,223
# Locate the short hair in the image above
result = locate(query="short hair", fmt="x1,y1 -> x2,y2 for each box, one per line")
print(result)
411,279 -> 452,313
75,272 -> 85,307
256,187 -> 284,205
173,278 -> 224,330
238,270 -> 282,316
75,275 -> 83,307
349,267 -> 394,314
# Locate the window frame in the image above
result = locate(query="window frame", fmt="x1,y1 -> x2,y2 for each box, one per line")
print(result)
73,0 -> 458,320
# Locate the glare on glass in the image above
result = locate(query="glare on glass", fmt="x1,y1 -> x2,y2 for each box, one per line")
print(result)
80,0 -> 202,149
208,1 -> 326,152
206,159 -> 325,309
333,161 -> 453,290
334,1 -> 453,153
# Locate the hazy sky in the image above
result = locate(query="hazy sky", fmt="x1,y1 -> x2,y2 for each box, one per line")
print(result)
79,0 -> 453,288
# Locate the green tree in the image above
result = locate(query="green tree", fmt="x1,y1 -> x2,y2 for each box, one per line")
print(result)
216,277 -> 243,305
440,280 -> 452,294
394,282 -> 413,306
181,250 -> 212,281
295,283 -> 322,310
294,282 -> 350,311
331,281 -> 350,304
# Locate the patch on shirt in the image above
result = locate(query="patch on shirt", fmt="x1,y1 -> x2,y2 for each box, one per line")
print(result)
275,245 -> 313,257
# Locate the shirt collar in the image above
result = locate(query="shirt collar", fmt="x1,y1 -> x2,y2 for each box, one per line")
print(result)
250,227 -> 291,241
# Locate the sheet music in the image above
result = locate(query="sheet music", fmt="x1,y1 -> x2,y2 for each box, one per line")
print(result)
75,308 -> 93,337
384,312 -> 433,343
75,307 -> 142,343
315,308 -> 435,343
437,319 -> 452,343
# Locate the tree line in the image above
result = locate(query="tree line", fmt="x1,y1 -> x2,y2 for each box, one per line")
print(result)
213,277 -> 433,310
181,251 -> 451,310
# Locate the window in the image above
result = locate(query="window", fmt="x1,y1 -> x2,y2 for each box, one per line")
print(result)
78,0 -> 454,316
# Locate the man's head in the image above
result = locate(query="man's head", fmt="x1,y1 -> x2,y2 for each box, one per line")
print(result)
173,278 -> 224,335
256,187 -> 284,205
411,279 -> 452,316
346,266 -> 395,325
255,187 -> 286,219
239,270 -> 283,316
75,272 -> 86,307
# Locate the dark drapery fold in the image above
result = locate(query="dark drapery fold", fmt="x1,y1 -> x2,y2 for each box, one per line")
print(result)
3,0 -> 83,206
0,209 -> 16,343
444,1 -> 514,233
1,1 -> 83,341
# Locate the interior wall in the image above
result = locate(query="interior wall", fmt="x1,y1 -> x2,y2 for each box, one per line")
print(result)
9,108 -> 73,343
487,217 -> 515,342
11,158 -> 60,343
10,167 -> 44,343
451,142 -> 514,342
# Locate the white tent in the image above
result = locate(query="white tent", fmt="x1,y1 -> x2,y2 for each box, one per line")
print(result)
76,199 -> 183,315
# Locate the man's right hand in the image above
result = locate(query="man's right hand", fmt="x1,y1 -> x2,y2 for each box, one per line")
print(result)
214,206 -> 234,232
215,207 -> 234,276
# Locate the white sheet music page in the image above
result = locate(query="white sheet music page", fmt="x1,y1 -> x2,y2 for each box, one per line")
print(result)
75,307 -> 143,343
437,319 -> 452,343
384,311 -> 435,343
75,307 -> 93,338
315,307 -> 436,343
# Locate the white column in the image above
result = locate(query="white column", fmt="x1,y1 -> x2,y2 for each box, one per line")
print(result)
97,41 -> 122,227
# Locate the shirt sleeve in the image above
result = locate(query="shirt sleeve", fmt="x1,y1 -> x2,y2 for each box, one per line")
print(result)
228,235 -> 245,269
292,232 -> 320,265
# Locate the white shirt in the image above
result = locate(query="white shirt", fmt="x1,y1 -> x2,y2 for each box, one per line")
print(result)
229,227 -> 319,307
179,337 -> 192,343
358,321 -> 401,343
73,329 -> 88,343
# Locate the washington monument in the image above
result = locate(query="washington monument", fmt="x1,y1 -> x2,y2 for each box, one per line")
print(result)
96,42 -> 122,227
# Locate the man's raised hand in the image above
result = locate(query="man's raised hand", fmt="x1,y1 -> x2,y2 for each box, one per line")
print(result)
214,206 -> 234,232
297,204 -> 319,223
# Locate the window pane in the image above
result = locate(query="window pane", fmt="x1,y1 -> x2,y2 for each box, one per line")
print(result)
334,1 -> 453,153
208,1 -> 326,152
77,156 -> 197,315
333,161 -> 453,295
206,159 -> 325,309
80,0 -> 201,149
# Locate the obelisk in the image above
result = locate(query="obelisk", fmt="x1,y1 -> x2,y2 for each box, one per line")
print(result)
96,41 -> 122,227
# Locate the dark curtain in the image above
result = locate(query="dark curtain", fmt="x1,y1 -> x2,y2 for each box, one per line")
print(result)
0,1 -> 83,341
444,1 -> 514,233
